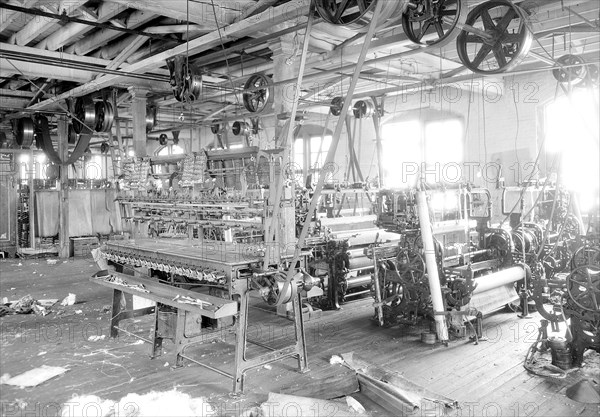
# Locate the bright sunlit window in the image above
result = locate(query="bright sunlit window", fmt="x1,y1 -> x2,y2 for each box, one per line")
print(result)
382,118 -> 464,188
156,144 -> 185,156
382,120 -> 421,188
293,138 -> 304,171
310,135 -> 331,169
85,155 -> 103,179
425,119 -> 464,165
294,136 -> 331,182
546,88 -> 600,211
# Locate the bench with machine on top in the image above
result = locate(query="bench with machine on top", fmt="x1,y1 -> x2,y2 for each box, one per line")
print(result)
90,271 -> 238,361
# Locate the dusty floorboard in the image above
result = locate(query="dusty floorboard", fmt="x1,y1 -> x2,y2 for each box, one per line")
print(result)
1,257 -> 599,416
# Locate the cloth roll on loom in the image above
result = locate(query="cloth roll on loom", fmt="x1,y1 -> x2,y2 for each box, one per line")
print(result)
469,265 -> 525,315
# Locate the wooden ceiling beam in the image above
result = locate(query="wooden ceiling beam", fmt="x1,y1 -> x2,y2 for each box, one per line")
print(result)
108,0 -> 249,28
36,1 -> 137,51
0,58 -> 94,83
66,10 -> 156,56
0,0 -> 39,33
8,0 -> 87,46
0,88 -> 35,98
27,0 -> 312,111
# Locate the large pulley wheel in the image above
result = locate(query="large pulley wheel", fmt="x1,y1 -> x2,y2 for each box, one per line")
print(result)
552,54 -> 587,85
315,0 -> 409,32
570,246 -> 600,270
94,100 -> 114,133
13,118 -> 35,148
456,0 -> 533,74
72,96 -> 96,134
243,74 -> 273,114
402,0 -> 467,47
567,266 -> 600,312
586,64 -> 599,88
396,248 -> 426,283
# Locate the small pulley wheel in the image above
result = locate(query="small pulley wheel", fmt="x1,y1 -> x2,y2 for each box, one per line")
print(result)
13,118 -> 35,148
352,100 -> 374,118
243,74 -> 273,114
330,96 -> 344,116
146,106 -> 157,133
159,133 -> 168,146
571,246 -> 600,270
232,121 -> 250,136
0,131 -> 8,148
95,100 -> 114,133
68,125 -> 78,144
211,121 -> 224,135
402,0 -> 467,47
456,0 -> 533,74
184,64 -> 203,102
72,96 -> 96,134
100,142 -> 110,154
552,54 -> 587,86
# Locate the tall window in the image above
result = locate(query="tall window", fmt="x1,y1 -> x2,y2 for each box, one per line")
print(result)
382,117 -> 464,188
293,137 -> 304,172
156,144 -> 185,156
293,135 -> 332,181
310,135 -> 331,170
546,88 -> 600,212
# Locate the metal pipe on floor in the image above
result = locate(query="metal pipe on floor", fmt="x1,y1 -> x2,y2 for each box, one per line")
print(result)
417,190 -> 449,343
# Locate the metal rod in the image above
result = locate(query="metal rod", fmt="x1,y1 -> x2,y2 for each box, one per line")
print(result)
178,354 -> 234,379
0,51 -> 169,82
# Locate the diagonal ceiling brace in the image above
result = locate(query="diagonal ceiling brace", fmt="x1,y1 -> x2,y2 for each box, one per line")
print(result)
282,0 -> 386,280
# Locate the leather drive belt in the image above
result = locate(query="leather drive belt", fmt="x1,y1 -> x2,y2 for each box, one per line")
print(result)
36,115 -> 91,165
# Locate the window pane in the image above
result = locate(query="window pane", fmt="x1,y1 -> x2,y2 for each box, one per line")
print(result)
294,138 -> 304,171
172,145 -> 185,154
546,88 -> 600,211
425,119 -> 463,165
382,120 -> 421,188
310,135 -> 331,169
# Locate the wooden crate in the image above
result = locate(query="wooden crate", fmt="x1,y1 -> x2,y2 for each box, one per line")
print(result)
70,236 -> 99,258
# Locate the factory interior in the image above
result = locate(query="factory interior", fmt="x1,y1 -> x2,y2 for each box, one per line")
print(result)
0,0 -> 599,415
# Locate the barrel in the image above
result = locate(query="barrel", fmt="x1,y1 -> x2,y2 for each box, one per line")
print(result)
551,346 -> 572,370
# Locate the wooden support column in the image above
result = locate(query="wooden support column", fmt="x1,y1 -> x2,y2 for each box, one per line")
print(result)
371,97 -> 385,188
128,87 -> 149,157
57,116 -> 70,258
268,34 -> 297,147
265,34 -> 299,265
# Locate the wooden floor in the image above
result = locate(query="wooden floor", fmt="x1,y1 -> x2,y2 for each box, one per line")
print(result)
1,257 -> 598,416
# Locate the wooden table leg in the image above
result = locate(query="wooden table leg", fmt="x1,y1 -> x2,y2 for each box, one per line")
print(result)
175,308 -> 187,367
150,303 -> 163,358
110,289 -> 124,338
233,291 -> 249,393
